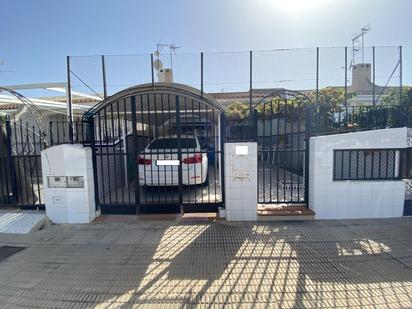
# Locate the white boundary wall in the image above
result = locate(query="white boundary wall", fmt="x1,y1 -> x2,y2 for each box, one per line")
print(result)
309,127 -> 408,219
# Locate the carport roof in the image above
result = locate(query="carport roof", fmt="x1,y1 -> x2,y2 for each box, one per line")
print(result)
87,82 -> 226,116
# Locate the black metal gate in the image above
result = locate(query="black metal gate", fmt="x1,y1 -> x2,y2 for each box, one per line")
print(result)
84,84 -> 225,214
256,91 -> 310,205
0,118 -> 45,209
226,90 -> 311,205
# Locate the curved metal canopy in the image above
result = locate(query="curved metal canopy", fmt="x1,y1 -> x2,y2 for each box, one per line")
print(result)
85,82 -> 226,117
253,88 -> 314,109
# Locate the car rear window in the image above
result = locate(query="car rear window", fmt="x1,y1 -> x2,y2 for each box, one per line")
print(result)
148,138 -> 197,149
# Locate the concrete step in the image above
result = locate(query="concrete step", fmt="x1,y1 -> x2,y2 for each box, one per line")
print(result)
257,204 -> 315,221
0,210 -> 50,234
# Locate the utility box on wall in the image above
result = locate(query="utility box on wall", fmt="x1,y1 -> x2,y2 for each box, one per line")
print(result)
41,144 -> 97,224
224,143 -> 258,221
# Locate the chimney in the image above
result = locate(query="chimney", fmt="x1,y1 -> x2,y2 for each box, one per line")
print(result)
157,68 -> 173,83
351,63 -> 373,92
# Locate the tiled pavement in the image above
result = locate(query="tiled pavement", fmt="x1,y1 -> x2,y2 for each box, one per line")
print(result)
0,218 -> 412,308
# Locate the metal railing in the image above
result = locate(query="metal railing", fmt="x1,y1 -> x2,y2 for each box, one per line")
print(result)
311,103 -> 412,135
48,120 -> 85,146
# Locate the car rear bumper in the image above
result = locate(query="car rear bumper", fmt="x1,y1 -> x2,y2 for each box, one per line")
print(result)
138,168 -> 207,186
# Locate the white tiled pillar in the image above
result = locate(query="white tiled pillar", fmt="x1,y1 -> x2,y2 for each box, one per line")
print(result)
224,143 -> 258,221
41,144 -> 97,224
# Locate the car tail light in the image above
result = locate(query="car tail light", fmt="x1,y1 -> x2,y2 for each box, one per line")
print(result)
138,156 -> 152,165
183,154 -> 202,164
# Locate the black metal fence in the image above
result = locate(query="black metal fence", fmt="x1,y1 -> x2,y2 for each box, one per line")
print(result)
0,117 -> 88,209
48,119 -> 85,146
0,118 -> 45,209
311,103 -> 412,136
227,102 -> 412,141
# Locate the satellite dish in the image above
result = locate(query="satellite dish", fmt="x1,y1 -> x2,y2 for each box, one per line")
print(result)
153,59 -> 163,71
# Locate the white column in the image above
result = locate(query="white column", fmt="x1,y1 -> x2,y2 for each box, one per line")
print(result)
224,142 -> 258,221
41,144 -> 97,224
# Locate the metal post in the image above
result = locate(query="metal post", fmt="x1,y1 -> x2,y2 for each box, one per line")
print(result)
151,53 -> 155,87
219,113 -> 226,207
49,121 -> 53,146
316,47 -> 319,102
362,31 -> 365,63
372,46 -> 376,128
372,47 -> 376,107
249,50 -> 253,129
399,46 -> 403,126
352,40 -> 356,66
345,47 -> 348,128
175,96 -> 183,211
130,96 -> 140,214
304,107 -> 312,208
66,56 -> 74,143
399,46 -> 403,105
5,117 -> 17,204
316,47 -> 320,131
344,47 -> 348,106
200,52 -> 204,97
101,55 -> 107,100
88,115 -> 100,211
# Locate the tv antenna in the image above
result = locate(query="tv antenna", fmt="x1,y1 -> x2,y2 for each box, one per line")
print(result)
351,25 -> 370,66
155,43 -> 180,68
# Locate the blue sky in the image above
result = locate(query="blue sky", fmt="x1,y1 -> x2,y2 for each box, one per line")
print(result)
1,0 -> 411,94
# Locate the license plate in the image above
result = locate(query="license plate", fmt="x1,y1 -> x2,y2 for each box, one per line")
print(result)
156,160 -> 180,166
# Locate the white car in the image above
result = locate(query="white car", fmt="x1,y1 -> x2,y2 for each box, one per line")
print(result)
138,136 -> 208,186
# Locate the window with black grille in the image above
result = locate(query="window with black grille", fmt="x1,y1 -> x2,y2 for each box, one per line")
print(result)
333,149 -> 400,180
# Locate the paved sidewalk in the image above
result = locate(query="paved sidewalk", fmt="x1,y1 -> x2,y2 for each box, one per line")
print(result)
0,218 -> 412,308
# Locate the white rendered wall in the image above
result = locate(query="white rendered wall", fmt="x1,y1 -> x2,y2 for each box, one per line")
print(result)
309,127 -> 407,219
224,143 -> 258,221
41,144 -> 96,224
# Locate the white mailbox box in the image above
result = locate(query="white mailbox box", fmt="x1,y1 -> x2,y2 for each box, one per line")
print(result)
48,176 -> 67,188
224,142 -> 258,221
67,176 -> 84,188
41,144 -> 96,224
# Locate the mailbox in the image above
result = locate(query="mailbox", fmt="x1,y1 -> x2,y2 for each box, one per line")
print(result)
232,146 -> 252,181
48,176 -> 67,188
67,176 -> 85,188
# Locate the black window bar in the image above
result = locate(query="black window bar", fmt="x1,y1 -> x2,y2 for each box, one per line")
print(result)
333,149 -> 402,181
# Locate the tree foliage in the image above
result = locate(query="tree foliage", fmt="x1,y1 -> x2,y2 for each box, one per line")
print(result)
308,88 -> 356,109
225,88 -> 356,123
380,86 -> 411,106
225,102 -> 250,123
0,114 -> 7,124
